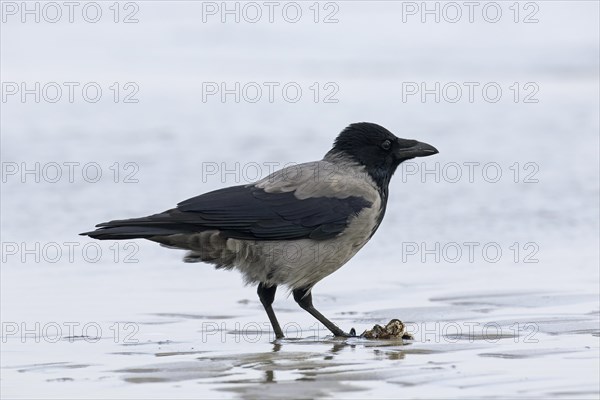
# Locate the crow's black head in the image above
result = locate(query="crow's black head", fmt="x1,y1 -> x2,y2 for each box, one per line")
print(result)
326,122 -> 438,190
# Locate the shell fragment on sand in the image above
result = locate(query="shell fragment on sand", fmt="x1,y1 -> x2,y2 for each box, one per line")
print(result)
360,319 -> 414,340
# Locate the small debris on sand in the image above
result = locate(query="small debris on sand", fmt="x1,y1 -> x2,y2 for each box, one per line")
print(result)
361,319 -> 413,340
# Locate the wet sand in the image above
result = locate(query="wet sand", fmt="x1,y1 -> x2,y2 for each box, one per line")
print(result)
2,259 -> 598,399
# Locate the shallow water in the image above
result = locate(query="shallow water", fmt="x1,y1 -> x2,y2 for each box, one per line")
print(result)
1,1 -> 599,398
2,262 -> 598,398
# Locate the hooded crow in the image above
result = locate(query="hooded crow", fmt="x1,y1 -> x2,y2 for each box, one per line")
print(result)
81,122 -> 438,338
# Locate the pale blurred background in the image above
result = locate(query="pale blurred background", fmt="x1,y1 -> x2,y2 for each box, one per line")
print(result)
1,1 -> 599,398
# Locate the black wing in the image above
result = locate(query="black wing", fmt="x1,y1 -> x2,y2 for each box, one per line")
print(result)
82,185 -> 372,241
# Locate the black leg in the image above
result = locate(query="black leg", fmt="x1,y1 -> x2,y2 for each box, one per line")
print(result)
257,283 -> 284,339
293,287 -> 352,337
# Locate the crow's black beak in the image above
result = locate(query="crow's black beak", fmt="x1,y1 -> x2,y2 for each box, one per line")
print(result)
395,140 -> 439,159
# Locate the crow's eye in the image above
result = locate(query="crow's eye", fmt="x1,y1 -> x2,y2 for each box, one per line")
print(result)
381,140 -> 391,150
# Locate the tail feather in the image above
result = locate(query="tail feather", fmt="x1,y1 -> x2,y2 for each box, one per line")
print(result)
80,211 -> 196,240
80,225 -> 182,240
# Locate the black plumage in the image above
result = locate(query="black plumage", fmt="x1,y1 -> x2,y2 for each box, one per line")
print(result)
83,185 -> 372,241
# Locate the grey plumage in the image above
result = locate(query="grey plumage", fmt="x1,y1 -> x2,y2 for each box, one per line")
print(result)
162,156 -> 381,290
81,122 -> 438,338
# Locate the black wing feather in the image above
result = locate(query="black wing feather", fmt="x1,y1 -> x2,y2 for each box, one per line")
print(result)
82,185 -> 372,241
